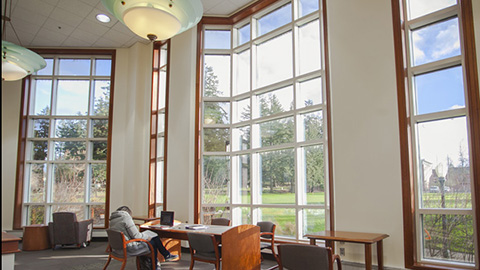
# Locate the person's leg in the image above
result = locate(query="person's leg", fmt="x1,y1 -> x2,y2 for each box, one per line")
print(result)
150,237 -> 170,258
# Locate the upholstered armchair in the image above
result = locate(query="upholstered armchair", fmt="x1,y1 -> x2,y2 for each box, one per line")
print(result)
48,212 -> 93,249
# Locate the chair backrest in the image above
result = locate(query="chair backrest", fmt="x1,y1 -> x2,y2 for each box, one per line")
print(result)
257,221 -> 275,239
278,244 -> 332,270
187,232 -> 218,259
211,218 -> 231,226
51,212 -> 78,243
106,229 -> 127,258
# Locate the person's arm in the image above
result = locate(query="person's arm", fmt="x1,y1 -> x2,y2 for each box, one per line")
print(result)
124,216 -> 149,240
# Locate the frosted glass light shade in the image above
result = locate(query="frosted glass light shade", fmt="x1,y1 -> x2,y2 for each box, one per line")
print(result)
123,6 -> 181,40
2,41 -> 46,81
101,0 -> 203,41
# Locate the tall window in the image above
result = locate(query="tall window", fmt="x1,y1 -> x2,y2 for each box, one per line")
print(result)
393,0 -> 479,267
199,0 -> 330,241
149,41 -> 170,217
18,52 -> 114,228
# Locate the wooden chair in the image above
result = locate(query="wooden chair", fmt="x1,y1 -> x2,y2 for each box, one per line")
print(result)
277,244 -> 342,270
257,221 -> 280,266
211,218 -> 231,226
103,229 -> 156,270
187,232 -> 221,270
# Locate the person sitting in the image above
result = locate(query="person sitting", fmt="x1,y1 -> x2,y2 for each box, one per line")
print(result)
109,206 -> 178,270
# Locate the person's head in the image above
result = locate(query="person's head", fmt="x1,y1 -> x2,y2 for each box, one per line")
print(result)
116,206 -> 132,216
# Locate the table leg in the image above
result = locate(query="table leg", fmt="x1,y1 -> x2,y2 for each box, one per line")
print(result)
309,238 -> 316,245
364,243 -> 372,270
377,240 -> 384,270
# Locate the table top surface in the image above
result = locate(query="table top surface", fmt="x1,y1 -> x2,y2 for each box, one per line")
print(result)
141,223 -> 232,236
2,232 -> 21,242
304,230 -> 389,243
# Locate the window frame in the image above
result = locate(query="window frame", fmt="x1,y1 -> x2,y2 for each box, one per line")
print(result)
195,0 -> 334,240
392,0 -> 480,268
13,49 -> 116,229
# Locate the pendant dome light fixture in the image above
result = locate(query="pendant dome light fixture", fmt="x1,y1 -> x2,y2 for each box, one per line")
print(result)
101,0 -> 203,41
2,0 -> 46,81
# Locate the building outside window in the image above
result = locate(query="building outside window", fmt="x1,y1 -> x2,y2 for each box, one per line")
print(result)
199,0 -> 330,241
393,0 -> 479,267
20,53 -> 114,228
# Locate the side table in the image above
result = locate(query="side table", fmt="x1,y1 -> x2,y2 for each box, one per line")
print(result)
22,225 -> 50,251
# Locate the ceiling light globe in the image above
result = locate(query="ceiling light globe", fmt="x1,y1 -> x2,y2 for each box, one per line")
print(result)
2,60 -> 28,81
123,6 -> 181,40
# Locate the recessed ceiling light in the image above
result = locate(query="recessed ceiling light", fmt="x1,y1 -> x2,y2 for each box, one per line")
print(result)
96,13 -> 111,23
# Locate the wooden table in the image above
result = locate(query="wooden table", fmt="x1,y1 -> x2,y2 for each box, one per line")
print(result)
141,221 -> 261,270
2,232 -> 21,254
22,225 -> 50,251
305,231 -> 389,270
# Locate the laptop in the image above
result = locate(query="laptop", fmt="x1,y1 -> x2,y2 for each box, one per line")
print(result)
159,211 -> 174,227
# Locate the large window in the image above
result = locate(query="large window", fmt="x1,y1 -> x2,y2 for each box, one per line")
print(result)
17,52 -> 114,228
198,0 -> 330,241
149,41 -> 170,217
393,0 -> 479,268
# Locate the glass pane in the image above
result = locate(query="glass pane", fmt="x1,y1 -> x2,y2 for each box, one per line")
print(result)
232,126 -> 250,151
158,113 -> 165,133
92,120 -> 108,138
56,80 -> 89,115
233,49 -> 250,96
91,164 -> 107,202
28,164 -> 46,203
160,45 -> 168,66
55,119 -> 87,138
204,102 -> 230,124
51,205 -> 85,220
260,149 -> 295,204
93,80 -> 110,116
204,128 -> 230,152
59,59 -> 91,76
233,154 -> 251,204
92,141 -> 107,160
408,0 -> 457,20
257,86 -> 293,117
258,4 -> 292,36
234,207 -> 251,225
205,30 -> 231,49
95,59 -> 111,76
53,164 -> 86,203
259,117 -> 294,147
299,0 -> 319,17
258,207 -> 295,237
54,141 -> 86,160
301,145 -> 325,205
36,58 -> 53,76
158,70 -> 167,109
414,66 -> 465,115
298,20 -> 321,75
157,137 -> 164,158
33,80 -> 52,115
303,209 -> 325,236
202,206 -> 231,224
203,156 -> 230,204
238,24 -> 250,46
297,77 -> 322,108
411,18 -> 460,66
156,161 -> 164,204
233,98 -> 251,123
422,214 -> 475,263
90,205 -> 106,227
204,55 -> 231,97
27,205 -> 45,225
256,32 -> 293,88
299,110 -> 324,142
32,119 -> 49,138
417,117 -> 471,208
31,141 -> 48,160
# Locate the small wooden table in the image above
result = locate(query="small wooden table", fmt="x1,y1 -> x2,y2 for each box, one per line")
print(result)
22,225 -> 50,251
305,231 -> 389,270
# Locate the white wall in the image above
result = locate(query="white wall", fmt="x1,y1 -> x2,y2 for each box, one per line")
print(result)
327,0 -> 404,266
165,27 -> 198,224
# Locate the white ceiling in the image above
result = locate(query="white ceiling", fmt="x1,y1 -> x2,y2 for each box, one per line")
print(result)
1,0 -> 257,48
